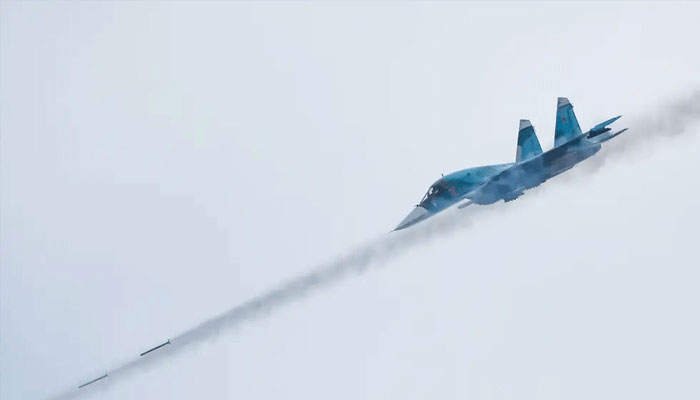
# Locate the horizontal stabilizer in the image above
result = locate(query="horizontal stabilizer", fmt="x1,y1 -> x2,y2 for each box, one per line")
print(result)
588,115 -> 622,138
591,128 -> 628,144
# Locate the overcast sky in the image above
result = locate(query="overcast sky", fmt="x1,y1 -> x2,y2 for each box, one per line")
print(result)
2,2 -> 700,400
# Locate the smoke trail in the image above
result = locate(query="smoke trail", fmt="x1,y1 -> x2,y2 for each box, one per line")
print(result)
48,90 -> 700,400
574,89 -> 700,175
49,200 -> 497,400
609,90 -> 700,152
637,90 -> 700,137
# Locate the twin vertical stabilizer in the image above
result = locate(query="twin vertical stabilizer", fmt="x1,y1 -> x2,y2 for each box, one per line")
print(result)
554,97 -> 583,146
516,119 -> 543,162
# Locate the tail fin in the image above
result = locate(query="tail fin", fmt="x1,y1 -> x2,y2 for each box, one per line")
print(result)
554,97 -> 582,146
516,119 -> 543,162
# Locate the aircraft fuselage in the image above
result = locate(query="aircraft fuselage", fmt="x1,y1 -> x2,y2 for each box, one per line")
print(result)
468,135 -> 601,205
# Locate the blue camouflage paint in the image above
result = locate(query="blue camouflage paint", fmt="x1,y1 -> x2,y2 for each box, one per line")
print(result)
554,97 -> 583,147
516,119 -> 543,162
417,164 -> 513,213
394,97 -> 628,230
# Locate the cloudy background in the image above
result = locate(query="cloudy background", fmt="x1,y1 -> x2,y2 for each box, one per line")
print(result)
2,2 -> 700,399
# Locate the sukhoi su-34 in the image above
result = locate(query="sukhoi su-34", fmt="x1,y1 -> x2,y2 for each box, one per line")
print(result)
395,97 -> 627,230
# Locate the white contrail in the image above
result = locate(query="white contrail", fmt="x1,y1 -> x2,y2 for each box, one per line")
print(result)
48,90 -> 700,400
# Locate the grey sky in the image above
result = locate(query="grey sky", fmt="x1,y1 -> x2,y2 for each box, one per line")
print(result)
2,2 -> 700,399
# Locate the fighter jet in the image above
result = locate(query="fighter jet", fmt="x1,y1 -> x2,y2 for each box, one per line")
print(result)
394,97 -> 627,230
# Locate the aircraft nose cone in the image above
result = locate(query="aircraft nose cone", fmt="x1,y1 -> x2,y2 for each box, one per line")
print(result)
394,206 -> 429,230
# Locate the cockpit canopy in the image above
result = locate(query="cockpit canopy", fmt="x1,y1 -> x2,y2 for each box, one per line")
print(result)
419,179 -> 459,208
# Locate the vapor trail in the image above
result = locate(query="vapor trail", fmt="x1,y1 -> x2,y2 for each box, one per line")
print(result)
48,90 -> 700,400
